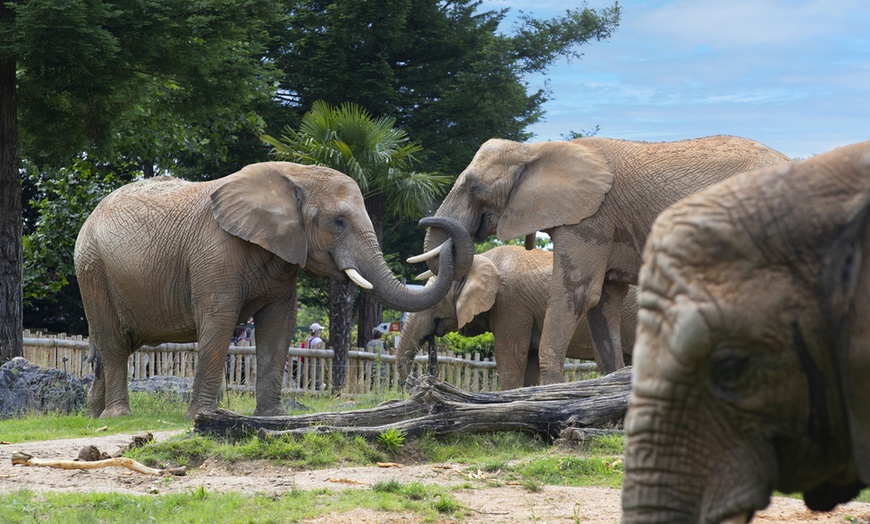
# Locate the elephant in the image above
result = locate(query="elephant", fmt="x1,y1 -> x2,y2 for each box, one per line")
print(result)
74,161 -> 472,419
419,135 -> 790,384
397,245 -> 637,389
621,141 -> 870,523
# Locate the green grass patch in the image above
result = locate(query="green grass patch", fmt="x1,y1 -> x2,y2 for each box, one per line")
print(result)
0,484 -> 464,524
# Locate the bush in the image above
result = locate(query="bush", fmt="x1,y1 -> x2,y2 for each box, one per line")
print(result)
438,332 -> 494,359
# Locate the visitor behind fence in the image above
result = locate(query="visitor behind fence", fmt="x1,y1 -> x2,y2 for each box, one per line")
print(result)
365,328 -> 387,385
307,322 -> 325,390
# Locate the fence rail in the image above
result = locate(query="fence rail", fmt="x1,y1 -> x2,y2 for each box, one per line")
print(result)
21,330 -> 598,395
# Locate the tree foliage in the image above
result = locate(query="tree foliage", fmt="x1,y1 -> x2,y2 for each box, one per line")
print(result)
7,0 -> 622,349
273,0 -> 621,175
264,100 -> 451,385
1,0 -> 287,359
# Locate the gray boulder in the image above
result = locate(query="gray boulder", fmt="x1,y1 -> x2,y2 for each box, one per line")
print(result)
0,357 -> 87,418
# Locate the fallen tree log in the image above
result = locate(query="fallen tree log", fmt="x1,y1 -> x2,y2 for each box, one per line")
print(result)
195,367 -> 632,441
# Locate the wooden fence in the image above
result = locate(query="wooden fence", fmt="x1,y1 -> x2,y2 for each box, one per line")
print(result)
21,330 -> 598,395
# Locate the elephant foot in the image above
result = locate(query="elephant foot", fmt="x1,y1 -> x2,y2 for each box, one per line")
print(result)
99,404 -> 133,418
540,372 -> 565,385
252,404 -> 288,417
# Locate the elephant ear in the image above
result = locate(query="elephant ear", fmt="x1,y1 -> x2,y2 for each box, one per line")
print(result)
211,163 -> 307,265
497,141 -> 614,241
824,200 -> 870,484
455,255 -> 500,328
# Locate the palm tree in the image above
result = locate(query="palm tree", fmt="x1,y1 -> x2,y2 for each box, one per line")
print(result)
262,100 -> 450,391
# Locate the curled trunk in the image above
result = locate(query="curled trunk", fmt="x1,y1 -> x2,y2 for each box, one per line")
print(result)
395,310 -> 436,385
362,216 -> 472,312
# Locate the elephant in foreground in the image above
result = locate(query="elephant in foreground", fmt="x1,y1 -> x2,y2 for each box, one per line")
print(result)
397,245 -> 637,389
621,141 -> 870,523
420,135 -> 790,383
75,162 -> 472,419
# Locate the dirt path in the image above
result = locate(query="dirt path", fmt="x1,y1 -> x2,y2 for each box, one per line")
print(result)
1,430 -> 868,523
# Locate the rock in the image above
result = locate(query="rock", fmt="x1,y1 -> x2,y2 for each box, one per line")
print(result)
0,357 -> 87,419
129,375 -> 193,402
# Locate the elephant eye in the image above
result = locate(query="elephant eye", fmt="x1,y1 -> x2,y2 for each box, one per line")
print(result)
332,217 -> 347,233
710,348 -> 751,393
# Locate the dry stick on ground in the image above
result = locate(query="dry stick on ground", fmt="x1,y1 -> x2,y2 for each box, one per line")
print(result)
11,452 -> 187,476
194,367 -> 632,441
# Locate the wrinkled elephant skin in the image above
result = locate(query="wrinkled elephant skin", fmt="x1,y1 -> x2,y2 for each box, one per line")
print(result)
397,245 -> 637,389
75,162 -> 471,419
423,135 -> 790,384
621,141 -> 870,523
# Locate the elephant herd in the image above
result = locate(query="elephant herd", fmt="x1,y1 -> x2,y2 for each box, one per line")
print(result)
74,134 -> 870,522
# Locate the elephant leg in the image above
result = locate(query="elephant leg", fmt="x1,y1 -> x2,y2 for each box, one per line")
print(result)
187,312 -> 238,419
99,341 -> 135,418
491,310 -> 533,390
87,348 -> 106,418
586,281 -> 629,374
537,228 -> 611,384
251,297 -> 295,417
524,349 -> 540,387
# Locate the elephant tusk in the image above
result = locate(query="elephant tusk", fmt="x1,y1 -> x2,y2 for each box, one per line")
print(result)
345,268 -> 373,290
415,270 -> 434,280
407,243 -> 443,264
720,513 -> 749,524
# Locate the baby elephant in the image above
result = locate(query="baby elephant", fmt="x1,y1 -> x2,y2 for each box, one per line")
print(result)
397,245 -> 637,389
622,140 -> 870,523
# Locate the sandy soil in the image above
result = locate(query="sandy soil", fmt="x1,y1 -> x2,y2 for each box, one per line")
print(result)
1,430 -> 868,523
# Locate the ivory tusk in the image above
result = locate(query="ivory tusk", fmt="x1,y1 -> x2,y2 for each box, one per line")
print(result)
415,270 -> 434,280
406,243 -> 443,264
345,268 -> 373,290
720,513 -> 749,524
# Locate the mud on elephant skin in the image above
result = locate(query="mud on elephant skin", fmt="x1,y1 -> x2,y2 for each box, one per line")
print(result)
420,135 -> 790,384
75,162 -> 472,419
398,245 -> 637,389
621,141 -> 870,523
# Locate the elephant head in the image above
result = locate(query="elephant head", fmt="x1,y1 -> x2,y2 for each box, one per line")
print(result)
621,142 -> 870,523
397,253 -> 501,383
421,138 -> 613,261
211,162 -> 473,312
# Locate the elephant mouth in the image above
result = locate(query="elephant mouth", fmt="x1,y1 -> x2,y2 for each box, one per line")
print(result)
474,213 -> 493,241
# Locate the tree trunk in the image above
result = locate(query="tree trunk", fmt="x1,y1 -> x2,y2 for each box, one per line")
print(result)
194,367 -> 632,441
0,19 -> 23,364
357,192 -> 385,349
329,277 -> 354,392
426,334 -> 438,376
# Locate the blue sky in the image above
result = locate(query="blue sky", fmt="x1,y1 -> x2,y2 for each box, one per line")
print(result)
483,0 -> 870,159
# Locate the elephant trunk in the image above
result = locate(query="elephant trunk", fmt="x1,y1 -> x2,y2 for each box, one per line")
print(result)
422,198 -> 478,278
360,216 -> 472,313
396,311 -> 436,385
622,396 -> 768,524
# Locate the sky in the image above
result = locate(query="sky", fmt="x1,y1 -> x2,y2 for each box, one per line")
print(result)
482,0 -> 870,159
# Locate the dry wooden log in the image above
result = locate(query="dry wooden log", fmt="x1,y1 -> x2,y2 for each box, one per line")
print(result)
194,367 -> 632,441
11,451 -> 187,476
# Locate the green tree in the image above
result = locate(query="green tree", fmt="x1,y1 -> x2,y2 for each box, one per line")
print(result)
263,100 -> 451,390
0,0 -> 285,361
272,0 -> 621,175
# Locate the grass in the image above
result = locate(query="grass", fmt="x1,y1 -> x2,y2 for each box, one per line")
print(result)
5,388 -> 870,522
0,485 -> 467,523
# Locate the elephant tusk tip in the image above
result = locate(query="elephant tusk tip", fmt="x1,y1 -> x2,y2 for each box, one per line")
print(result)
345,268 -> 374,290
415,270 -> 434,280
407,243 -> 444,264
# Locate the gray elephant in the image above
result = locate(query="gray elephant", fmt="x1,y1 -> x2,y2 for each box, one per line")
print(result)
397,245 -> 637,389
75,162 -> 472,419
419,135 -> 790,383
621,141 -> 870,523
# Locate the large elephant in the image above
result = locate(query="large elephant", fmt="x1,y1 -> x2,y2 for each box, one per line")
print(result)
397,245 -> 637,389
621,141 -> 870,523
75,162 -> 472,419
420,135 -> 790,383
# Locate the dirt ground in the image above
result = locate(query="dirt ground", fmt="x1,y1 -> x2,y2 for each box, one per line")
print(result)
1,430 -> 868,523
